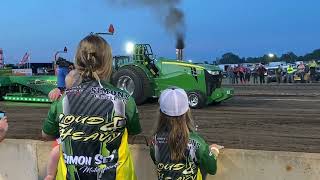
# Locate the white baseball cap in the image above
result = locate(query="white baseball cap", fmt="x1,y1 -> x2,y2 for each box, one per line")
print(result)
159,88 -> 189,117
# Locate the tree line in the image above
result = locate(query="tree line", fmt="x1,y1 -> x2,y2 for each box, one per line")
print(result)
216,49 -> 320,64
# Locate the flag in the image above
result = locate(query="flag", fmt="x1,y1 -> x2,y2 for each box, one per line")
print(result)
19,52 -> 30,65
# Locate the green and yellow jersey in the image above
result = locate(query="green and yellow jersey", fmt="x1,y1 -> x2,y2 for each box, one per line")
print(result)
150,132 -> 217,180
42,81 -> 141,180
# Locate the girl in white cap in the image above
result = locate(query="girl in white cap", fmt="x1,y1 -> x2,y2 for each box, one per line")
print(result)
150,87 -> 223,180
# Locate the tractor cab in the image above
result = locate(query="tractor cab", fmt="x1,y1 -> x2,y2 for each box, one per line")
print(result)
113,44 -> 159,76
133,44 -> 159,76
133,44 -> 154,63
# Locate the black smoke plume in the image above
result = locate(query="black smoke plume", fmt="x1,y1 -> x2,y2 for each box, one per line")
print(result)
106,0 -> 186,49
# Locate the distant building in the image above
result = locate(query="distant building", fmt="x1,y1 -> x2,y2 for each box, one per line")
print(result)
30,62 -> 55,74
7,62 -> 54,75
268,61 -> 287,67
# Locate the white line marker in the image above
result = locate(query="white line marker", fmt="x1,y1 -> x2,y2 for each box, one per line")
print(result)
259,98 -> 320,102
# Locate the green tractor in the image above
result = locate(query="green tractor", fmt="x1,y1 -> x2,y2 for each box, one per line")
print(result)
0,68 -> 56,102
111,44 -> 233,108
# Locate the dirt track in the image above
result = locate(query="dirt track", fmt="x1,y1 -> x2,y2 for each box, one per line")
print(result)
1,84 -> 320,153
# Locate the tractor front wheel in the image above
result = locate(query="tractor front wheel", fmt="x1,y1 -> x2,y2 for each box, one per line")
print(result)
187,91 -> 206,109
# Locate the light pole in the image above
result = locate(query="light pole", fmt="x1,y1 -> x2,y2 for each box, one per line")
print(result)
92,24 -> 115,36
54,46 -> 68,62
53,46 -> 67,71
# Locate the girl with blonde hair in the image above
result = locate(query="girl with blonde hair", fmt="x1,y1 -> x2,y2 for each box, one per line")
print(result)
42,34 -> 141,180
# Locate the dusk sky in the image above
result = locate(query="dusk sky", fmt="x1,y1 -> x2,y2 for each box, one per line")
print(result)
1,0 -> 320,64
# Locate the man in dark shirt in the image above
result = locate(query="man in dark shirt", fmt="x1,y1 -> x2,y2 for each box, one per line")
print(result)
257,64 -> 266,84
275,65 -> 283,84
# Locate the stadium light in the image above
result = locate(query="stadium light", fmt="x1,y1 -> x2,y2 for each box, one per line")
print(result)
268,53 -> 275,58
126,42 -> 135,54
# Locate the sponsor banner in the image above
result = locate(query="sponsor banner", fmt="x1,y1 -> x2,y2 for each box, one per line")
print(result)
12,69 -> 33,76
0,69 -> 12,76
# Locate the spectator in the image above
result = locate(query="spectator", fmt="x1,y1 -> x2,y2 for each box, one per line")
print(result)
0,116 -> 8,142
309,60 -> 317,82
42,35 -> 141,180
55,57 -> 73,91
287,65 -> 295,83
233,66 -> 239,84
150,88 -> 223,180
227,66 -> 234,84
245,67 -> 251,83
297,62 -> 306,83
252,65 -> 258,84
305,65 -> 310,82
257,64 -> 266,84
275,65 -> 283,84
239,65 -> 245,84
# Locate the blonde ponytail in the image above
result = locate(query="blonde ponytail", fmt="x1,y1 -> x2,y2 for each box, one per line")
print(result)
75,35 -> 113,85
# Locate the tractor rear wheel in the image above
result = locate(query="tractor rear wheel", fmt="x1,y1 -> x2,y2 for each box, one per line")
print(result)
187,91 -> 206,109
111,66 -> 151,105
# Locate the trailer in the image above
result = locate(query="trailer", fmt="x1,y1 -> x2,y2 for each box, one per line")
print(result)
0,68 -> 56,102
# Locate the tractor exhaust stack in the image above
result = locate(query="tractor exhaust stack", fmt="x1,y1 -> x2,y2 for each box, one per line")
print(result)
176,49 -> 183,61
176,36 -> 184,61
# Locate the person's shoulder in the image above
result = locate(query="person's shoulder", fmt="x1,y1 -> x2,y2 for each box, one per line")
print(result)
189,131 -> 206,144
189,132 -> 210,154
102,82 -> 128,93
101,81 -> 132,100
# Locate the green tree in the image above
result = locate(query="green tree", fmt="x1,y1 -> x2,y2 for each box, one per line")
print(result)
216,48 -> 320,65
246,57 -> 260,63
280,52 -> 297,63
219,52 -> 242,64
304,49 -> 320,61
5,64 -> 15,68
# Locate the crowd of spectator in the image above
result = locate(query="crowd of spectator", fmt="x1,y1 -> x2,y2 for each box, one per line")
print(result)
226,60 -> 319,84
227,64 -> 267,84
